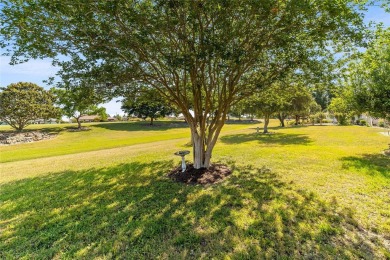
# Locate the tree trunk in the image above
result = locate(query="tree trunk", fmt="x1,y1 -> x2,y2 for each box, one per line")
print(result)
277,113 -> 285,127
295,115 -> 300,125
263,115 -> 270,133
188,118 -> 224,169
77,118 -> 82,129
192,133 -> 206,169
150,117 -> 154,125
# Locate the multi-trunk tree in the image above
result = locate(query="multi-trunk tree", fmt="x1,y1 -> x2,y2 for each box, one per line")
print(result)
1,0 -> 367,168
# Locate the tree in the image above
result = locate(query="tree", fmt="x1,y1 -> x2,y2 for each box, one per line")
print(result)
308,102 -> 322,125
289,87 -> 315,125
251,85 -> 287,134
328,93 -> 355,125
86,105 -> 109,122
278,85 -> 314,127
52,85 -> 104,129
1,0 -> 367,168
121,88 -> 175,125
0,82 -> 58,131
229,102 -> 246,121
113,114 -> 123,121
349,29 -> 390,122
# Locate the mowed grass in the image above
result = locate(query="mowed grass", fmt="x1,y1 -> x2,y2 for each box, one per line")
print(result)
0,121 -> 249,163
0,120 -> 389,259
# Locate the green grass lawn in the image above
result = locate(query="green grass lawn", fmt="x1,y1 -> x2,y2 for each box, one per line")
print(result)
1,120 -> 389,259
0,121 -> 251,163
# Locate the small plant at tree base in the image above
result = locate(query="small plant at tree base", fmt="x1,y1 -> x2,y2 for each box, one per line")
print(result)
0,82 -> 59,131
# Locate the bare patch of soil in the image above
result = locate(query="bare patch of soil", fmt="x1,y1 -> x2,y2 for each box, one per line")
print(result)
168,163 -> 231,185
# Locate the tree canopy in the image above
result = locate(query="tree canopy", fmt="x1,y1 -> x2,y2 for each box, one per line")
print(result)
348,28 -> 390,121
121,87 -> 176,125
1,0 -> 368,168
52,85 -> 105,129
0,82 -> 58,131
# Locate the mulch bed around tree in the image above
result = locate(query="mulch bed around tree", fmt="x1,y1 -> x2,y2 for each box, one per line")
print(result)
168,163 -> 232,185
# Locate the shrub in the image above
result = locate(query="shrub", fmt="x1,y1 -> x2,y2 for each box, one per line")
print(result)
334,113 -> 349,125
359,120 -> 367,126
316,112 -> 326,125
309,115 -> 317,125
379,121 -> 385,127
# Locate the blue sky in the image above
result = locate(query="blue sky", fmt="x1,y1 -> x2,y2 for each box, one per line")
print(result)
1,5 -> 389,116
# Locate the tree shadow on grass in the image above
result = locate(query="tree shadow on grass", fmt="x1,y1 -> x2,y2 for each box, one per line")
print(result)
225,119 -> 261,124
220,132 -> 312,146
0,126 -> 65,135
341,153 -> 390,179
0,162 -> 387,259
93,121 -> 189,132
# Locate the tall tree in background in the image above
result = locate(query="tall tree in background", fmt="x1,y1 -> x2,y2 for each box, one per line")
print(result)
229,102 -> 246,121
86,105 -> 109,122
1,0 -> 367,168
328,88 -> 356,125
289,86 -> 315,125
250,84 -> 287,134
121,88 -> 175,125
349,28 -> 390,122
52,85 -> 104,129
0,82 -> 58,131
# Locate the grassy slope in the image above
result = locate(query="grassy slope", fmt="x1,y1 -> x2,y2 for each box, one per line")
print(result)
0,121 -> 191,163
0,121 -> 389,259
0,121 -> 249,163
